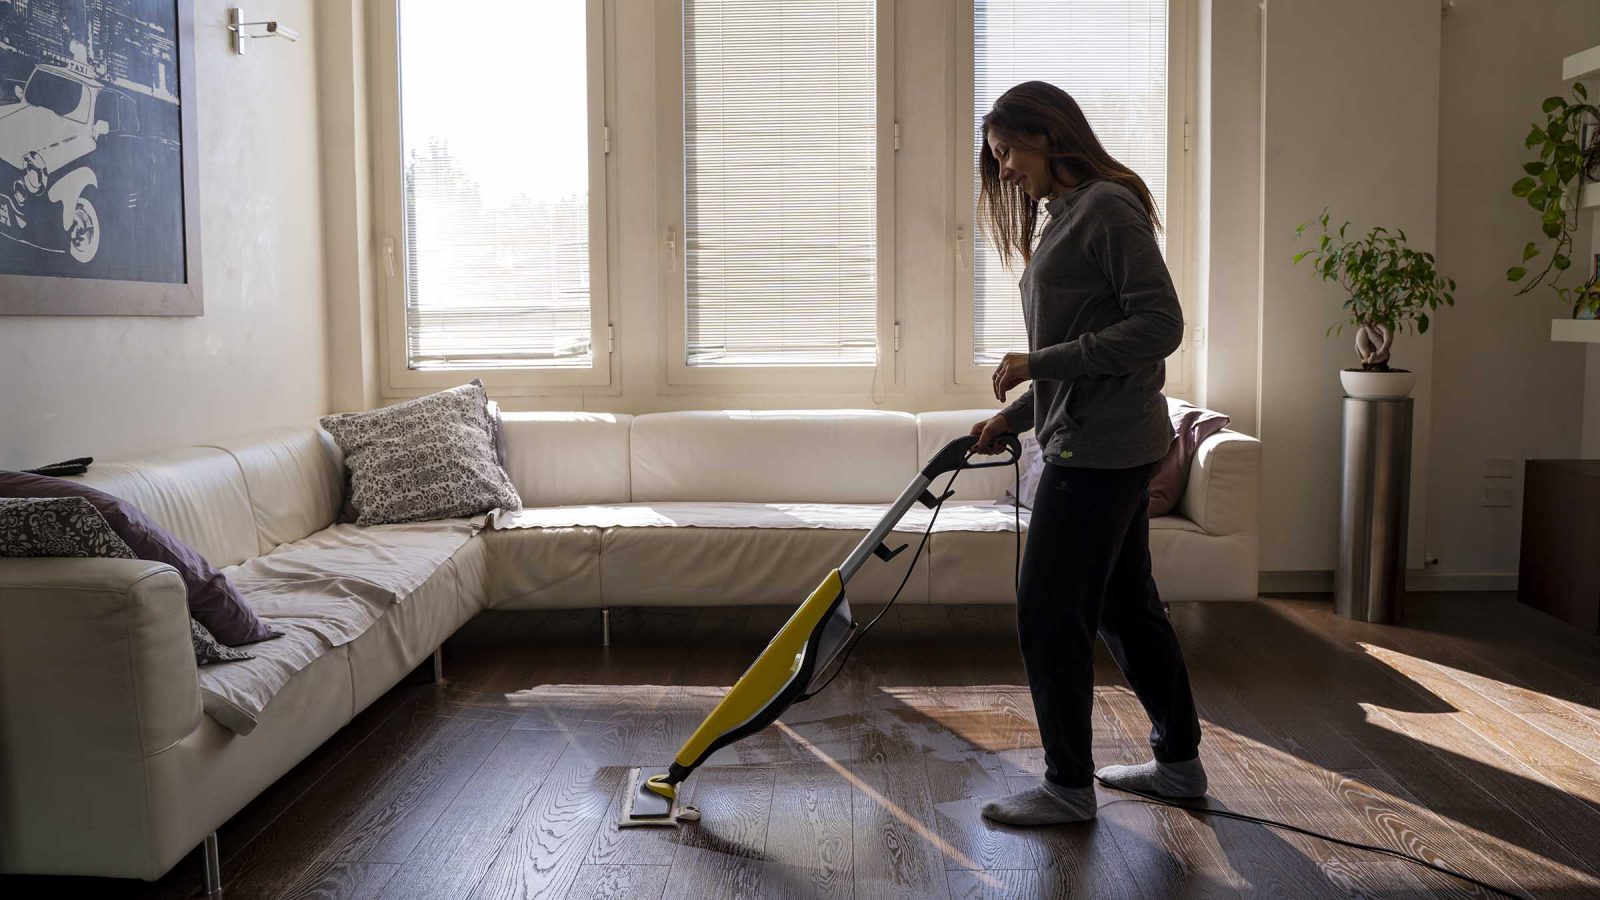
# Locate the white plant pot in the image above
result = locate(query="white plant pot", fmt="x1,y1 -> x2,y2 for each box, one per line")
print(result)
1340,368 -> 1416,400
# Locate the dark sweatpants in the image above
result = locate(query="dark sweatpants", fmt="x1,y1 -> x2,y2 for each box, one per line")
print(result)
1018,460 -> 1203,789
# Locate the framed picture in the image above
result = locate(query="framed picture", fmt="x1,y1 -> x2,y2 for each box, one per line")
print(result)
0,0 -> 201,316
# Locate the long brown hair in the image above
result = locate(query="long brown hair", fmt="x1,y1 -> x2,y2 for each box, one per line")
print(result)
979,81 -> 1162,266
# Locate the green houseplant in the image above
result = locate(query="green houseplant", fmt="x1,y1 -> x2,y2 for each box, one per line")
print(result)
1507,81 -> 1600,318
1294,210 -> 1456,399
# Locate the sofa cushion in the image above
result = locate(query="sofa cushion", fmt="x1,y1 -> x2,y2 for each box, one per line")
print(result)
916,409 -> 1024,503
630,410 -> 918,503
204,518 -> 479,733
202,426 -> 343,555
482,525 -> 602,610
320,379 -> 521,526
68,447 -> 261,569
1,470 -> 279,646
599,524 -> 931,607
499,412 -> 633,506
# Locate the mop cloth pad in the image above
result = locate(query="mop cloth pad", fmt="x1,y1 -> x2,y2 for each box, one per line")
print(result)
1094,757 -> 1209,798
980,781 -> 1098,825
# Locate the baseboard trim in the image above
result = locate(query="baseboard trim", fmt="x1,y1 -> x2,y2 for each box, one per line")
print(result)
1258,570 -> 1518,594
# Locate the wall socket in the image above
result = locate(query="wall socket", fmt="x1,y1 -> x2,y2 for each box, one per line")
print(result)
1483,458 -> 1518,478
1482,482 -> 1515,508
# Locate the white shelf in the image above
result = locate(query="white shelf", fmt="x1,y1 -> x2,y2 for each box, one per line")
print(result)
1552,318 -> 1600,343
1565,45 -> 1600,81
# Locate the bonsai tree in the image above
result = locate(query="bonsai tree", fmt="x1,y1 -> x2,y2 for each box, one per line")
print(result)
1507,81 -> 1599,317
1294,210 -> 1456,372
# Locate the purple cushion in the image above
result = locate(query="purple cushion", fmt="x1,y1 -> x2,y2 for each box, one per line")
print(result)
0,471 -> 279,646
1148,399 -> 1232,518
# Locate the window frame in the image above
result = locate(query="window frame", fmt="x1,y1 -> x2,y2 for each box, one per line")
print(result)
950,0 -> 1195,395
370,0 -> 614,398
654,0 -> 897,390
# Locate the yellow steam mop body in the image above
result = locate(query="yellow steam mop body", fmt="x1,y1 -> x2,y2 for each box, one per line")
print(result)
621,433 -> 1021,826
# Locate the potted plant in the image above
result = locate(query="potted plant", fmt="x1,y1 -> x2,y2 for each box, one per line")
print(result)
1506,81 -> 1599,317
1294,210 -> 1456,400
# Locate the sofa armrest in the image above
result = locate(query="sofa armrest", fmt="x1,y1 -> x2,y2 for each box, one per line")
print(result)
1178,430 -> 1260,537
0,558 -> 202,877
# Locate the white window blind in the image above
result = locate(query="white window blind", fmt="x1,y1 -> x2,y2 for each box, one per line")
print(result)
683,0 -> 878,367
972,0 -> 1168,365
398,0 -> 592,370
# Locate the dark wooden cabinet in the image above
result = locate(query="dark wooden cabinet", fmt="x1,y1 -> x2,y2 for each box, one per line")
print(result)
1519,460 -> 1600,633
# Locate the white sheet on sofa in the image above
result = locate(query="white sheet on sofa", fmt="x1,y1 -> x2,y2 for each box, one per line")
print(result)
489,501 -> 1031,533
199,518 -> 478,735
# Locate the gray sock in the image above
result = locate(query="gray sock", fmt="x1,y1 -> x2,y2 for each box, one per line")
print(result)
1094,757 -> 1208,798
980,781 -> 1097,826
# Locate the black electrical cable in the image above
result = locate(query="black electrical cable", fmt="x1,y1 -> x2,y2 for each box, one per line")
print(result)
809,448 -> 1527,899
1094,779 -> 1529,900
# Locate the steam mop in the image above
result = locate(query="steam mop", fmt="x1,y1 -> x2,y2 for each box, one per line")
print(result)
620,432 -> 1023,826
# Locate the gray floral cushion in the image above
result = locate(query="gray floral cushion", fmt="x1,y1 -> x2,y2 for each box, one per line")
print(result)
0,496 -> 137,558
320,379 -> 522,526
0,497 -> 253,666
191,618 -> 253,666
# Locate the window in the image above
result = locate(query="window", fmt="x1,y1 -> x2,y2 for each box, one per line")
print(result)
374,0 -> 611,392
660,0 -> 894,386
956,0 -> 1189,387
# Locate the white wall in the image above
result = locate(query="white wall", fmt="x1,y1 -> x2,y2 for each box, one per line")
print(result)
1425,0 -> 1600,587
0,0 -> 329,468
1256,0 -> 1441,574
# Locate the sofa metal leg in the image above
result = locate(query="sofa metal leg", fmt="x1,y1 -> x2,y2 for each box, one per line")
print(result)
404,648 -> 444,685
602,608 -> 611,648
203,830 -> 222,897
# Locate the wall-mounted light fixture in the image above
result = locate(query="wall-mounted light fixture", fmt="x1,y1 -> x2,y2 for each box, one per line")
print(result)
229,7 -> 299,55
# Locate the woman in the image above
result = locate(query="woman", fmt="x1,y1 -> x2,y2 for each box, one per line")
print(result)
968,81 -> 1206,825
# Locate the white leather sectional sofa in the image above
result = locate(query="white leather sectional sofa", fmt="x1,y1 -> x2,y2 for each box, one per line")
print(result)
0,408 -> 1259,886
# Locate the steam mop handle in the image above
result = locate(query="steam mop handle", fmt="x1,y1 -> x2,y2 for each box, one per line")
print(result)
920,433 -> 1022,480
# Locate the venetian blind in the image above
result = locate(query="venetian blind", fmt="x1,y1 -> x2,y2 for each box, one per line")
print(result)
972,0 -> 1168,365
683,0 -> 878,367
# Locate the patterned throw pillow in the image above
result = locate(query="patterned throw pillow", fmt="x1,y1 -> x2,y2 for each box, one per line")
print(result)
0,497 -> 255,667
191,618 -> 253,666
0,496 -> 138,558
320,379 -> 522,526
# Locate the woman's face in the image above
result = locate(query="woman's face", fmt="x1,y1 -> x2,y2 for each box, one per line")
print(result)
987,129 -> 1060,201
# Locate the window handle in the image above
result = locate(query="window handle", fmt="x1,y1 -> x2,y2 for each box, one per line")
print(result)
383,237 -> 397,278
666,226 -> 678,273
955,225 -> 972,271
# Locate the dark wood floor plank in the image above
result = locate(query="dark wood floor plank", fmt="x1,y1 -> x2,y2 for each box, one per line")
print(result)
468,741 -> 633,900
853,709 -> 954,900
946,868 -> 1040,899
926,750 -> 1038,871
659,766 -> 776,900
281,862 -> 400,900
218,696 -> 511,899
381,728 -> 570,900
760,761 -> 854,900
565,864 -> 672,900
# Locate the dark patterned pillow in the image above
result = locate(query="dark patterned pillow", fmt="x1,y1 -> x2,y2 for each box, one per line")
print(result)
191,618 -> 253,666
0,497 -> 137,558
0,497 -> 254,667
320,379 -> 522,526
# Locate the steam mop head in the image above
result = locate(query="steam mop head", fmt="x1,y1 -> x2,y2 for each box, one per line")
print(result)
619,767 -> 677,827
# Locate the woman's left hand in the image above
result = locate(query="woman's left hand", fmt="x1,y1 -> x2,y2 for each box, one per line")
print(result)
993,352 -> 1031,400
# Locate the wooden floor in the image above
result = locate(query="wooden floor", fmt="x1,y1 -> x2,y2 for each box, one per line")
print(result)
10,593 -> 1600,899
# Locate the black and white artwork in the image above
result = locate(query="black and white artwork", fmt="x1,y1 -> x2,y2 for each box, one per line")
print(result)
0,0 -> 200,315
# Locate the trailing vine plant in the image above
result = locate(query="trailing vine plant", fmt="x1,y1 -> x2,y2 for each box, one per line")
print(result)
1507,81 -> 1600,317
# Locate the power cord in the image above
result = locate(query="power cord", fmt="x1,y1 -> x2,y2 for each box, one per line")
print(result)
809,449 -> 1525,899
1094,779 -> 1529,900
